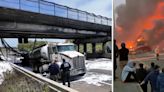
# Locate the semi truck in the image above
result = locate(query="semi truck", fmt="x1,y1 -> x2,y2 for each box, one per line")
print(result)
29,43 -> 86,76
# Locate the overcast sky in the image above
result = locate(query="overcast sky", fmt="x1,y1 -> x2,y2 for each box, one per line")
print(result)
114,0 -> 125,8
0,0 -> 112,47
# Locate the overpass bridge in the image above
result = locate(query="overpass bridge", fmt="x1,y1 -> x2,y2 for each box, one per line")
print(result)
0,0 -> 112,58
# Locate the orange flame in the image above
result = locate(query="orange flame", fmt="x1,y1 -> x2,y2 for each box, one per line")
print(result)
116,2 -> 164,49
126,41 -> 135,49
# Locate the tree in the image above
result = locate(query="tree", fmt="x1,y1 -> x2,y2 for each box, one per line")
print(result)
18,41 -> 47,52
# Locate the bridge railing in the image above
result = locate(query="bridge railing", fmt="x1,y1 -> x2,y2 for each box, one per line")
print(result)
0,0 -> 111,26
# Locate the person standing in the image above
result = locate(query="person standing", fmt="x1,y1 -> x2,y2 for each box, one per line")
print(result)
48,60 -> 60,81
148,62 -> 155,73
119,42 -> 129,70
141,65 -> 160,92
154,46 -> 160,61
156,68 -> 164,92
60,59 -> 71,87
136,63 -> 148,92
114,39 -> 119,80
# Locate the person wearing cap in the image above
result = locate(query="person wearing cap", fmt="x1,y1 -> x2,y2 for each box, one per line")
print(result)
60,59 -> 71,87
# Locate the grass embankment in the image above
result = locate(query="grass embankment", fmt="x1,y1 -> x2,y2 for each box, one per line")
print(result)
0,70 -> 49,92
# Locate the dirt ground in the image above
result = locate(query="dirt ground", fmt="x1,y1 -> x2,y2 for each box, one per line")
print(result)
114,52 -> 164,92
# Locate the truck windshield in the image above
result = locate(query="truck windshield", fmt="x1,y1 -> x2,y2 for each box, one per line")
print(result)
57,45 -> 75,52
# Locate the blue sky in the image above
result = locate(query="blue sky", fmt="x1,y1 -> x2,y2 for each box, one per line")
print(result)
46,0 -> 112,17
0,0 -> 112,47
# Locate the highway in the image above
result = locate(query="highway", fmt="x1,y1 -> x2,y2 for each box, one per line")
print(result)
10,58 -> 112,92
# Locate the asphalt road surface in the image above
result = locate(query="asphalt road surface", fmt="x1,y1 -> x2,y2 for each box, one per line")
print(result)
11,57 -> 112,92
71,58 -> 112,92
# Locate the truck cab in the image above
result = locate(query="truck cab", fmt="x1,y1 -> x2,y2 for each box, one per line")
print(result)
31,43 -> 86,76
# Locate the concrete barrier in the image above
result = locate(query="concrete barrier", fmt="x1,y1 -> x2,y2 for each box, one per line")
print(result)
10,63 -> 78,92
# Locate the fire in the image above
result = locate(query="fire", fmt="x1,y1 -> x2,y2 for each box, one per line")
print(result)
126,41 -> 135,49
137,36 -> 145,42
137,38 -> 141,42
115,1 -> 164,50
129,46 -> 133,49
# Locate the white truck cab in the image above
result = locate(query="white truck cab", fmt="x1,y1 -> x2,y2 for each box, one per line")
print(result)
31,43 -> 86,76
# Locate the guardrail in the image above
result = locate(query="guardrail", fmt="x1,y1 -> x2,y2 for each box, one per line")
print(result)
0,0 -> 111,26
10,63 -> 78,92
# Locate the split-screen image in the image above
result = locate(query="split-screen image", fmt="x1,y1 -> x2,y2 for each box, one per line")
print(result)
0,0 -> 164,92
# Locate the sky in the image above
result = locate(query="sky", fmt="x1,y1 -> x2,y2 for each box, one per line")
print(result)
114,0 -> 125,8
0,0 -> 112,47
46,0 -> 112,17
114,0 -> 125,18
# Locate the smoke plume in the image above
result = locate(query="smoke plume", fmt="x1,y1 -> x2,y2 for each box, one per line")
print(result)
115,0 -> 164,50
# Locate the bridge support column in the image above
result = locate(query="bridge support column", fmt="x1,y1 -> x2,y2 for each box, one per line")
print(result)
77,44 -> 80,52
102,42 -> 106,53
24,38 -> 28,43
92,43 -> 96,54
18,37 -> 23,43
18,38 -> 29,44
84,43 -> 87,53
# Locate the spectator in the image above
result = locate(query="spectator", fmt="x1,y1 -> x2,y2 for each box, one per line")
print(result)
148,62 -> 155,73
136,63 -> 148,92
119,42 -> 129,70
121,61 -> 137,82
60,59 -> 71,87
154,46 -> 160,61
141,65 -> 160,92
48,60 -> 60,81
114,39 -> 119,80
156,68 -> 164,92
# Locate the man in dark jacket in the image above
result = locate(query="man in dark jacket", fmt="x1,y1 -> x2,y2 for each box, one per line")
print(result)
157,68 -> 164,92
60,59 -> 71,87
119,42 -> 129,70
48,61 -> 60,81
141,65 -> 160,92
148,62 -> 155,73
136,63 -> 148,92
114,39 -> 119,80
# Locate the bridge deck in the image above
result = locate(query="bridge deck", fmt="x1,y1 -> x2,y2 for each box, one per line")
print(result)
0,0 -> 111,39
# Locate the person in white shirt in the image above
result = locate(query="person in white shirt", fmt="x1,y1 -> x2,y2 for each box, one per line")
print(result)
121,61 -> 137,82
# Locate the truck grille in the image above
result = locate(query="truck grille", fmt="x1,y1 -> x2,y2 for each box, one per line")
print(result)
73,56 -> 85,69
